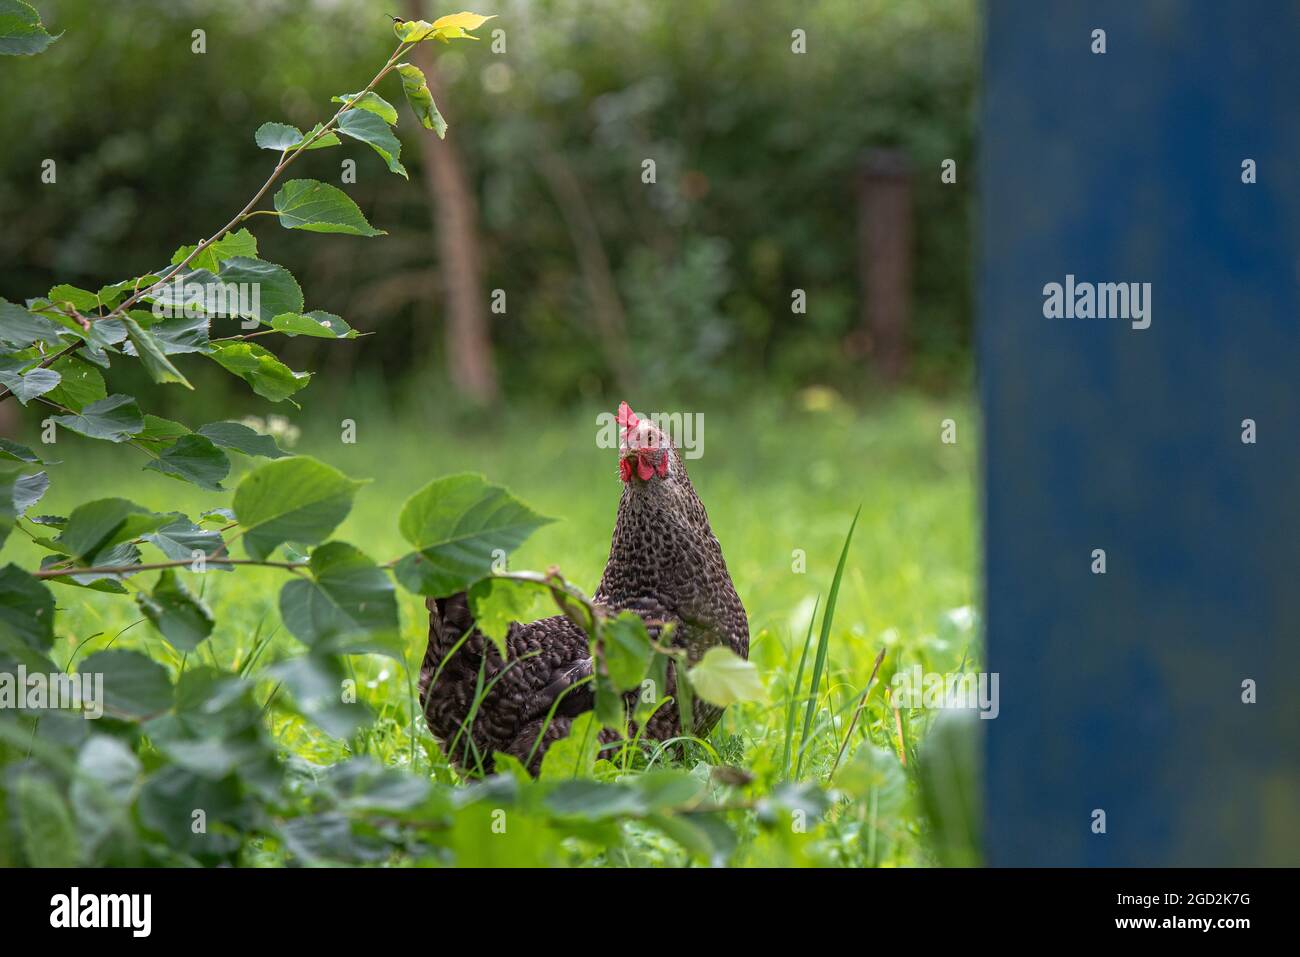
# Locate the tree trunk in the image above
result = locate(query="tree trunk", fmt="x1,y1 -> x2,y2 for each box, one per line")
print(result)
405,0 -> 498,404
857,149 -> 913,383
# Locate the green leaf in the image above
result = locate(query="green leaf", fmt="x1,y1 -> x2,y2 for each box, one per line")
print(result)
392,473 -> 552,597
169,228 -> 258,277
138,766 -> 247,858
267,653 -> 371,739
1,470 -> 47,543
393,13 -> 493,43
278,542 -> 401,657
272,179 -> 385,236
44,355 -> 105,411
601,611 -> 654,691
126,311 -> 210,356
916,710 -> 982,867
0,297 -> 62,346
200,507 -> 234,526
833,742 -> 907,816
640,639 -> 676,716
72,735 -> 142,860
97,274 -> 161,309
46,314 -> 126,353
544,780 -> 644,819
207,342 -> 311,402
49,393 -> 143,442
331,90 -> 398,125
233,456 -> 364,561
537,711 -> 600,779
319,757 -> 431,811
268,310 -> 356,339
298,122 -> 343,150
142,516 -> 228,569
146,720 -> 274,801
644,811 -> 732,865
466,576 -> 543,657
16,775 -> 79,866
136,272 -> 212,318
429,12 -> 494,32
55,498 -> 168,562
338,109 -> 408,178
215,257 -> 305,323
543,772 -> 705,823
757,781 -> 834,826
631,770 -> 708,810
688,646 -> 765,707
395,63 -> 448,138
133,414 -> 190,454
0,1 -> 61,56
0,437 -> 44,464
253,121 -> 340,152
0,363 -> 59,405
80,649 -> 173,719
0,563 -> 54,650
149,259 -> 302,328
122,316 -> 192,388
144,434 -> 230,491
254,121 -> 302,151
196,421 -> 287,458
593,671 -> 625,729
40,548 -> 134,591
12,470 -> 47,512
46,283 -> 100,312
139,315 -> 210,352
392,18 -> 439,42
276,812 -> 392,865
136,569 -> 214,651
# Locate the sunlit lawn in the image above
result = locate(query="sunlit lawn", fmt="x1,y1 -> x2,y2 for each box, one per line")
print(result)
10,390 -> 978,865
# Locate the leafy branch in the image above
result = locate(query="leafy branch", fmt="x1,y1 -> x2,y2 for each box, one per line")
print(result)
0,7 -> 815,870
6,46 -> 371,400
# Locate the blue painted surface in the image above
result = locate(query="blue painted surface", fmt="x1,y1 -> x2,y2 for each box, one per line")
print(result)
980,1 -> 1300,865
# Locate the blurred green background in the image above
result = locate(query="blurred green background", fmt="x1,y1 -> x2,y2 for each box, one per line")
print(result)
0,0 -> 977,415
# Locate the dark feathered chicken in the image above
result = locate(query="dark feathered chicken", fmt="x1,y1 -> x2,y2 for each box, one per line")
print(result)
419,403 -> 749,775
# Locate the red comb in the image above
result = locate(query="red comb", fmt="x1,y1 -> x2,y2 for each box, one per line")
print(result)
617,401 -> 639,432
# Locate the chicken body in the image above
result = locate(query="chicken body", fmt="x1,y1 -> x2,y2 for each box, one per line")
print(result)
419,408 -> 748,775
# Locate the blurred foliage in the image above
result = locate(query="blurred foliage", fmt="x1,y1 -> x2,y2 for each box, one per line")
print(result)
0,0 -> 976,413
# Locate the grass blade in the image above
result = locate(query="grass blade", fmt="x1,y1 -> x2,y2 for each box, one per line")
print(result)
781,593 -> 819,780
828,646 -> 887,780
795,506 -> 860,779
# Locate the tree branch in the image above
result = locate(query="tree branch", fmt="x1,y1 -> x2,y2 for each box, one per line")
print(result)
0,39 -> 414,404
36,558 -> 310,579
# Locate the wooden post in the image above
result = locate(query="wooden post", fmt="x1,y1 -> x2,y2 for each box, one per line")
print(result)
857,149 -> 913,382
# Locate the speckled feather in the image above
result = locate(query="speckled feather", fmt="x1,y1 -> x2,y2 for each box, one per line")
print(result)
419,413 -> 749,775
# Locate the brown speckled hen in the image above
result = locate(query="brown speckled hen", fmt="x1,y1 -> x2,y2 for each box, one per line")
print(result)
419,402 -> 748,775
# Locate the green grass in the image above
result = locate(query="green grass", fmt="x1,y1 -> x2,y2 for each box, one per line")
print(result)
10,390 -> 978,866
